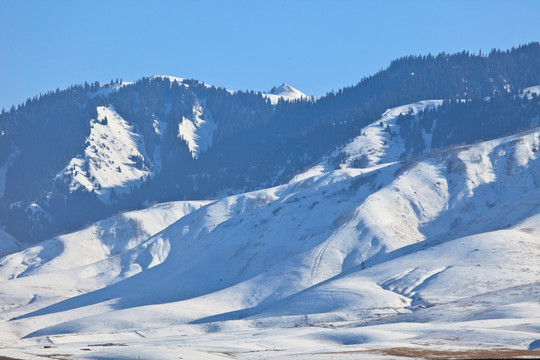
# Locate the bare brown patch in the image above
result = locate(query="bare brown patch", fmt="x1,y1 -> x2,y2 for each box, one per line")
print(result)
36,354 -> 72,360
322,347 -> 540,359
379,347 -> 540,359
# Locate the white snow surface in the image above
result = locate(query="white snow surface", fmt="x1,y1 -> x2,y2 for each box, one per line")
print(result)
263,83 -> 309,105
0,228 -> 22,257
149,75 -> 218,159
56,106 -> 155,202
340,100 -> 442,166
152,75 -> 238,94
522,85 -> 540,99
92,81 -> 134,98
2,101 -> 540,358
178,99 -> 217,159
151,75 -> 213,90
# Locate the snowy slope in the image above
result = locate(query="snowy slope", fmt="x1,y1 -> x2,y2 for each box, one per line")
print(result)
92,81 -> 134,98
1,101 -> 540,358
151,75 -> 215,90
292,100 -> 442,184
522,85 -> 540,99
263,83 -> 309,105
340,100 -> 442,166
178,98 -> 217,159
152,75 -> 187,84
0,200 -> 210,282
0,228 -> 22,257
150,75 -> 219,159
55,106 -> 155,202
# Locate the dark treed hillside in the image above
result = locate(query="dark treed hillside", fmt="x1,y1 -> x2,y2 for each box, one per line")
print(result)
391,91 -> 540,157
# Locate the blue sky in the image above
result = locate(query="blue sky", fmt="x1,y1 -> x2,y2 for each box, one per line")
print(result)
1,0 -> 539,110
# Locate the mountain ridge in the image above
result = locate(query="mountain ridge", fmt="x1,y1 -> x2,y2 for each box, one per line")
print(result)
1,96 -> 539,358
0,43 -> 539,244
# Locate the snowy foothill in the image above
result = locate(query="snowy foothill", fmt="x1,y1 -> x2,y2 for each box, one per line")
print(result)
1,99 -> 540,359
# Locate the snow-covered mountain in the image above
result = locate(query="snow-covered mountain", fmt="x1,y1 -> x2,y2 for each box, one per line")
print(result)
1,44 -> 540,358
2,45 -> 540,244
1,97 -> 540,359
263,83 -> 309,104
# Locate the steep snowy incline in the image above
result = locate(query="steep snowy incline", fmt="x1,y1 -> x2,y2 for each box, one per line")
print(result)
178,98 -> 217,159
292,100 -> 442,182
0,229 -> 22,257
149,76 -> 218,159
55,106 -> 155,202
340,100 -> 442,166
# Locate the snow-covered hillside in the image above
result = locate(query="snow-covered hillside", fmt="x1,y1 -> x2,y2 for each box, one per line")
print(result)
1,100 -> 540,359
152,75 -> 219,159
0,200 -> 210,282
0,228 -> 22,257
337,100 -> 441,167
523,84 -> 540,99
178,98 -> 217,159
92,81 -> 134,98
55,106 -> 155,202
151,75 -> 214,90
293,100 -> 442,182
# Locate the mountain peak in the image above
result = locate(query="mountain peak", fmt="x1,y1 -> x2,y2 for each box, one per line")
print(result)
264,83 -> 308,104
269,83 -> 298,95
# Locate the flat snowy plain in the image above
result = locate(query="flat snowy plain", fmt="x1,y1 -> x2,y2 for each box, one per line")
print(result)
1,98 -> 539,359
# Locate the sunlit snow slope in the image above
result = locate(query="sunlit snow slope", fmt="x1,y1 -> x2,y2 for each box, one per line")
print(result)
1,100 -> 540,359
151,75 -> 218,159
56,106 -> 155,202
178,98 -> 217,159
